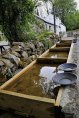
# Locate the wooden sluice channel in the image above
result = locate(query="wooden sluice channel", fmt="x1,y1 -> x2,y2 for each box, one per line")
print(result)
0,40 -> 72,118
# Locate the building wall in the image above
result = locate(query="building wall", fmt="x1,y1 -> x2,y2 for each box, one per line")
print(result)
36,0 -> 66,35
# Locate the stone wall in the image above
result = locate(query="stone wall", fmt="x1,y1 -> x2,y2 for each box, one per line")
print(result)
0,39 -> 57,84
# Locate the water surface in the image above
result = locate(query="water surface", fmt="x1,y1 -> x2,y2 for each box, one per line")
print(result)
45,52 -> 68,58
7,63 -> 58,98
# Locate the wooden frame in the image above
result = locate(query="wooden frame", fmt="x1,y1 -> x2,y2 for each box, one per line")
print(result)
49,47 -> 70,52
56,43 -> 71,47
60,40 -> 72,43
0,40 -> 72,118
37,57 -> 67,64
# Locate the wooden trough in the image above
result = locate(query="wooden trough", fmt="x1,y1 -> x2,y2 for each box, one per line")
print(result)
0,40 -> 71,118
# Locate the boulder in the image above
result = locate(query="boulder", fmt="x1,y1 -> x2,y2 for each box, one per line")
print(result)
5,68 -> 13,80
26,42 -> 35,52
35,41 -> 44,48
19,58 -> 32,68
0,60 -> 4,67
21,51 -> 28,60
12,45 -> 21,52
13,42 -> 25,48
1,58 -> 14,69
19,61 -> 28,68
10,50 -> 21,58
38,42 -> 44,48
2,53 -> 20,66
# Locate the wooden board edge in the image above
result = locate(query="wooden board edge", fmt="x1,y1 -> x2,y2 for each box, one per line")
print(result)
0,90 -> 55,118
37,57 -> 67,60
0,90 -> 55,104
67,43 -> 74,63
60,40 -> 72,43
55,87 -> 64,107
49,47 -> 70,52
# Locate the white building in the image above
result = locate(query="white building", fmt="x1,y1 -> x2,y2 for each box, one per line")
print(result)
35,0 -> 66,35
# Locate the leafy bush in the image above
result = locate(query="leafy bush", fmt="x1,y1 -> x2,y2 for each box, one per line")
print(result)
38,30 -> 53,40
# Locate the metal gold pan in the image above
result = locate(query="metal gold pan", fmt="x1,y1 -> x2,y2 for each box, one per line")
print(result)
58,63 -> 77,72
52,73 -> 77,85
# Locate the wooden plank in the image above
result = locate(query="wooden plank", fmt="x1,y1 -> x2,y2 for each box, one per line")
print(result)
67,43 -> 74,63
49,47 -> 70,52
60,40 -> 72,43
56,43 -> 71,47
55,87 -> 64,107
0,90 -> 55,118
37,57 -> 67,64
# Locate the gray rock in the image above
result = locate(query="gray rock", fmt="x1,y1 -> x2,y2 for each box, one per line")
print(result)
2,53 -> 20,66
10,50 -> 21,58
13,42 -> 25,48
0,60 -> 4,67
27,42 -> 35,51
1,58 -> 14,68
38,42 -> 44,48
12,45 -> 21,52
21,51 -> 28,60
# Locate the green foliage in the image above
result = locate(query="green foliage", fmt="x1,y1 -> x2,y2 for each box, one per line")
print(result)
22,17 -> 45,41
64,11 -> 79,30
54,0 -> 77,24
54,0 -> 79,30
43,0 -> 77,30
0,0 -> 36,43
26,31 -> 37,41
37,30 -> 54,49
0,25 -> 7,41
0,34 -> 6,41
38,30 -> 53,40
